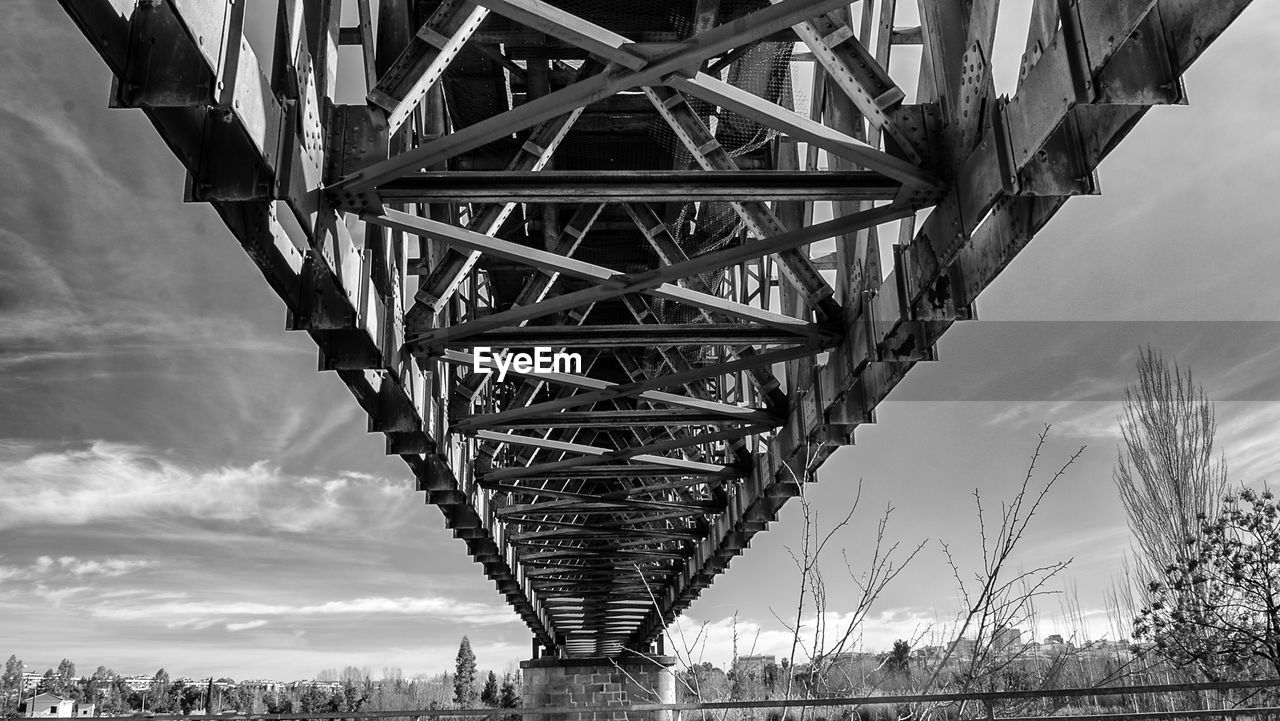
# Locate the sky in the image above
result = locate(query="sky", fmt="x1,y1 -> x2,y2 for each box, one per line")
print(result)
1,0 -> 1279,683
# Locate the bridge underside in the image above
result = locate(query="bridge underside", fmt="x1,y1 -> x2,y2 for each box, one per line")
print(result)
58,0 -> 1251,657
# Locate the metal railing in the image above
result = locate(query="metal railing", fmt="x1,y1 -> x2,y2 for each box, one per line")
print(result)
123,678 -> 1280,721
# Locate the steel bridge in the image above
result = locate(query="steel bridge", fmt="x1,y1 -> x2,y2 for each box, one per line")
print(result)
57,0 -> 1253,659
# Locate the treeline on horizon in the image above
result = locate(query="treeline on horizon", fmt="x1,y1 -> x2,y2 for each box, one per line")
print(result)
0,637 -> 517,717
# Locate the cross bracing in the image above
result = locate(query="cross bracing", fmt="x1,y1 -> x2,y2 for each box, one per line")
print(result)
56,0 -> 1254,658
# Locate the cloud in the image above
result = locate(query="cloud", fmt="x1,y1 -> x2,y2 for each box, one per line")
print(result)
226,620 -> 269,632
167,618 -> 227,631
0,440 -> 406,534
1217,402 -> 1280,482
662,608 -> 940,668
666,601 -> 1135,670
33,584 -> 95,606
984,401 -> 1123,441
91,595 -> 519,627
58,556 -> 155,577
0,555 -> 153,582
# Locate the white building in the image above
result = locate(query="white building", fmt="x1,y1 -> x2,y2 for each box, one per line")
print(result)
122,676 -> 152,693
20,692 -> 76,718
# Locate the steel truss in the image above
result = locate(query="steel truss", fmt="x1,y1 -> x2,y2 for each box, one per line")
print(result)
57,0 -> 1254,658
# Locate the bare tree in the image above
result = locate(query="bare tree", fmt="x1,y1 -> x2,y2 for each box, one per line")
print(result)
909,426 -> 1085,719
1114,347 -> 1228,597
771,448 -> 924,705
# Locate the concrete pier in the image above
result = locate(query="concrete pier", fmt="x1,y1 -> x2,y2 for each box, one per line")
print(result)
520,655 -> 676,721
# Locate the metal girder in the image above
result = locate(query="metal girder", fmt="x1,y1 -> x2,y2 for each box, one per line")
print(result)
478,425 -> 763,482
331,0 -> 853,200
455,324 -> 809,348
772,0 -> 927,164
475,0 -> 647,70
454,343 -> 820,431
665,73 -> 940,191
367,1 -> 488,135
475,429 -> 738,476
54,0 -> 1259,660
370,210 -> 835,343
390,203 -> 913,349
619,203 -> 790,413
483,484 -> 721,510
643,84 -> 845,321
405,63 -> 603,318
438,350 -> 784,426
378,170 -> 902,203
479,465 -> 743,481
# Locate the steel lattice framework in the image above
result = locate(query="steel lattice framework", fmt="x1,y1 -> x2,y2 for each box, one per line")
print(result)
58,0 -> 1252,658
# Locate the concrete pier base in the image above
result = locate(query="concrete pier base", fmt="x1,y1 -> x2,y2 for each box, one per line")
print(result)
520,655 -> 676,721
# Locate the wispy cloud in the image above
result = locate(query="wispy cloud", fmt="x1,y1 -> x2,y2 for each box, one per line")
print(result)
0,440 -> 405,534
92,595 -> 519,627
226,620 -> 269,632
59,556 -> 155,577
662,608 -> 940,667
984,401 -> 1122,441
1217,402 -> 1280,482
0,555 -> 153,582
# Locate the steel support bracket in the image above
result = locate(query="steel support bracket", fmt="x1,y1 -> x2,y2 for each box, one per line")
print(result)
290,249 -> 356,331
325,104 -> 390,185
1057,0 -> 1097,105
112,0 -> 233,108
1093,8 -> 1185,106
1017,111 -> 1099,197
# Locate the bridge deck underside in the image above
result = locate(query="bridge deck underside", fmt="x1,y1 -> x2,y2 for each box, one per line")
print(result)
57,0 -> 1253,657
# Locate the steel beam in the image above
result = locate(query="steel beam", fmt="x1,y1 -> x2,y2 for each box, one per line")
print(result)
391,203 -> 912,348
331,0 -> 853,200
379,170 -> 902,203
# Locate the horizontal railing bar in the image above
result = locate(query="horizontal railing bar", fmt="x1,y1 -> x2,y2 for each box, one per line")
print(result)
130,678 -> 1280,720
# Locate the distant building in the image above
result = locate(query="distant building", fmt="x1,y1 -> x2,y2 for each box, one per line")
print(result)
75,703 -> 96,717
21,673 -> 42,694
732,655 -> 775,676
290,681 -> 342,693
122,677 -> 152,693
993,626 -> 1023,652
946,637 -> 978,657
18,693 -> 76,718
240,679 -> 285,694
819,652 -> 875,692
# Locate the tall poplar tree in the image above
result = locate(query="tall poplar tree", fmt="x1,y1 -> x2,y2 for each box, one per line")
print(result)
1115,348 -> 1228,596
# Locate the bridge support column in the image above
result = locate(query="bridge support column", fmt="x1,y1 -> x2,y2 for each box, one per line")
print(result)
520,655 -> 676,721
